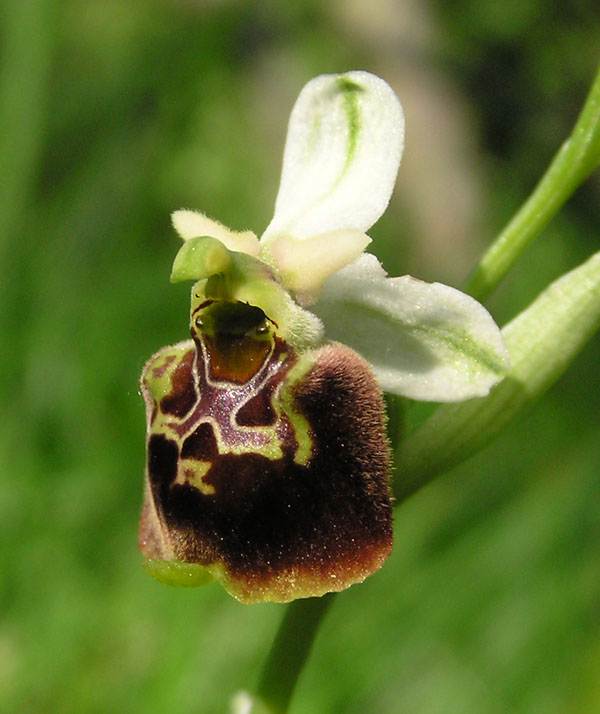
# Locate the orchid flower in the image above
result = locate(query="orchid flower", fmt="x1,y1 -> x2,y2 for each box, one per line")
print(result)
138,71 -> 509,604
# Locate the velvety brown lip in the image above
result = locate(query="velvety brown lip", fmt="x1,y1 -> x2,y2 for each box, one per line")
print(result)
140,332 -> 392,602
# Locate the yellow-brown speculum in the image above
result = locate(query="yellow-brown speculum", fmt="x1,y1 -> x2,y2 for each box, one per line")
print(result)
139,288 -> 393,603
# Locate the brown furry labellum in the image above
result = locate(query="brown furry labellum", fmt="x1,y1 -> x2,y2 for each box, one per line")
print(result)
139,300 -> 392,603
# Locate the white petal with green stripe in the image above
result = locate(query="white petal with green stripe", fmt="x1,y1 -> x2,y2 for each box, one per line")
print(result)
261,71 -> 404,243
312,254 -> 510,401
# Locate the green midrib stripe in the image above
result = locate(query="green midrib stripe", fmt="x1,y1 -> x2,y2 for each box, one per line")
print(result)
336,77 -> 362,176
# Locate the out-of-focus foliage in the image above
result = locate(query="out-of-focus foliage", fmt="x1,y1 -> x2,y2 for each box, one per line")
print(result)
1,1 -> 599,712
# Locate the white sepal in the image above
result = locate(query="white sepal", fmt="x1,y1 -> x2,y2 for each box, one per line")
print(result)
312,254 -> 510,401
262,71 -> 404,243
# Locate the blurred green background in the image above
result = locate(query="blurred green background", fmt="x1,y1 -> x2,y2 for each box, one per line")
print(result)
1,1 -> 599,712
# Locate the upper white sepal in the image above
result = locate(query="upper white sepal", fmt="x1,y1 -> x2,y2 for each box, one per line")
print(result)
262,71 -> 404,243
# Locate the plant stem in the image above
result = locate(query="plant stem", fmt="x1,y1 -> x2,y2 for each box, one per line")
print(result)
463,62 -> 600,302
254,594 -> 336,713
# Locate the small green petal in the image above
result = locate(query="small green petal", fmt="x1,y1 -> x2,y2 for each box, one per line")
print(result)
267,228 -> 371,303
172,209 -> 260,256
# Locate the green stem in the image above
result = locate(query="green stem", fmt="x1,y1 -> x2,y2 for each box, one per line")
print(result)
463,62 -> 600,301
254,594 -> 336,713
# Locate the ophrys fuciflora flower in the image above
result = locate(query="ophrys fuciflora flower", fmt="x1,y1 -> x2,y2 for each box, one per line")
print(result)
139,72 -> 509,603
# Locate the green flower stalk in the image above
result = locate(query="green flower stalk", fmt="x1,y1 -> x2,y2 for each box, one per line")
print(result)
139,71 -> 509,604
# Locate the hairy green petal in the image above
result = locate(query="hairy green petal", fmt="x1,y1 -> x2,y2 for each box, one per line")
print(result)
171,210 -> 260,256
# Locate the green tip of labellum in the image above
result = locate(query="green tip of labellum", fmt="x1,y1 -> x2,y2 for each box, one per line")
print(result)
143,558 -> 215,587
170,236 -> 232,283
